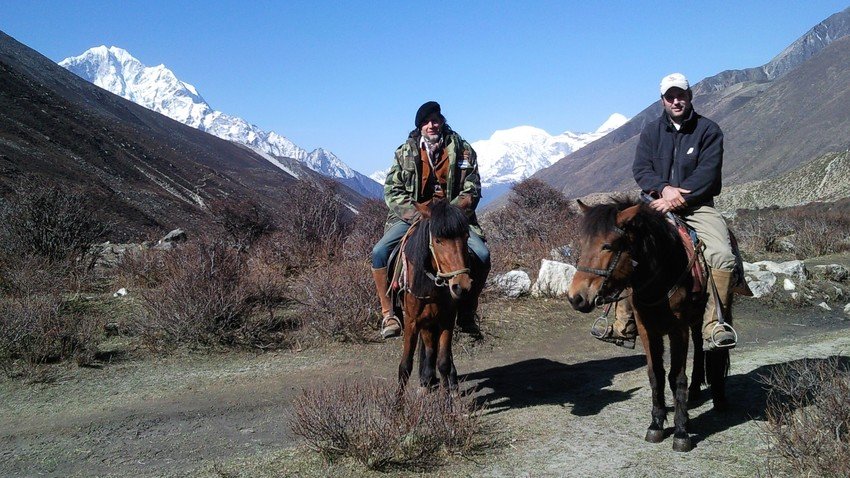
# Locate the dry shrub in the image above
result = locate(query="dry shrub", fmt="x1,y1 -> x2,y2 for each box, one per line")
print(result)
293,258 -> 376,343
136,240 -> 252,349
482,178 -> 579,273
276,179 -> 352,263
0,256 -> 103,375
342,199 -> 388,260
759,357 -> 850,477
732,206 -> 850,259
111,247 -> 167,289
0,179 -> 109,269
290,379 -> 483,471
209,197 -> 278,250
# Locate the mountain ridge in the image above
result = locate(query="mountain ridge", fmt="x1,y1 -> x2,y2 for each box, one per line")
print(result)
60,46 -> 382,198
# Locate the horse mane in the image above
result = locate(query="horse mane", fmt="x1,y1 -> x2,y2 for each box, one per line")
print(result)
404,200 -> 469,297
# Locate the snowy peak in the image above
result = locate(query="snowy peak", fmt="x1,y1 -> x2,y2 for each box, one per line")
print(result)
594,113 -> 628,134
473,114 -> 628,188
60,46 -> 382,198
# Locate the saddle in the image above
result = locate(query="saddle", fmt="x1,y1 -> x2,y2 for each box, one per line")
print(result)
666,213 -> 752,297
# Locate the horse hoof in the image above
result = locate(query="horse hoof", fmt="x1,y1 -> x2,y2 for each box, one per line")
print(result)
672,436 -> 693,452
645,429 -> 664,443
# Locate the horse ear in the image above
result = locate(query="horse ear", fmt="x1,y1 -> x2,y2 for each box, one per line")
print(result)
414,200 -> 432,219
576,199 -> 590,214
615,204 -> 641,228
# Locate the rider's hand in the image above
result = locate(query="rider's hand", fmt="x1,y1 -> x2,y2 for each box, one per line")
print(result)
661,185 -> 691,211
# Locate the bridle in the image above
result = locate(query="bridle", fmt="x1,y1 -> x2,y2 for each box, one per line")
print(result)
577,222 -> 701,309
576,225 -> 628,307
425,231 -> 470,287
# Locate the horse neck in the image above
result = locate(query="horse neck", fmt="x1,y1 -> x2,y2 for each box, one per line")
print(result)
630,219 -> 688,288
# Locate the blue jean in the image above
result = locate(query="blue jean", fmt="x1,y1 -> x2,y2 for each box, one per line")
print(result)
371,221 -> 490,270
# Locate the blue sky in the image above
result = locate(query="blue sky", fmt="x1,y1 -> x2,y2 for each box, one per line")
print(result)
3,1 -> 849,175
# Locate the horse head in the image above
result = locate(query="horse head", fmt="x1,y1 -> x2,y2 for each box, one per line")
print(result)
413,199 -> 472,300
567,199 -> 640,312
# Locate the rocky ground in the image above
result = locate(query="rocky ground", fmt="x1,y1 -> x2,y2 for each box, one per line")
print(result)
2,290 -> 848,477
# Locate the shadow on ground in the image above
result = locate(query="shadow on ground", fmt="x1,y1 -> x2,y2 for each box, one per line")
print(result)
462,355 -> 645,416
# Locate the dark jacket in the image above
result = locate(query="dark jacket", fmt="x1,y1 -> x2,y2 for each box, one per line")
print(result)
383,126 -> 483,236
632,108 -> 723,207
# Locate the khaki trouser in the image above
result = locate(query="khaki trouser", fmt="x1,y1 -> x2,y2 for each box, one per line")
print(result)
679,204 -> 736,270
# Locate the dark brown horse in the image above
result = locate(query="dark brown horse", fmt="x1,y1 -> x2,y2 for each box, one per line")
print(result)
397,198 -> 472,392
567,199 -> 730,452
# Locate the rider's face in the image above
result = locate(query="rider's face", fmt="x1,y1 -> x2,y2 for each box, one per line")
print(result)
661,87 -> 692,123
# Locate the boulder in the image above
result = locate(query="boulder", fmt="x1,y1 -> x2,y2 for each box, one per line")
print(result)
752,260 -> 807,281
746,270 -> 777,298
493,270 -> 531,298
531,260 -> 577,298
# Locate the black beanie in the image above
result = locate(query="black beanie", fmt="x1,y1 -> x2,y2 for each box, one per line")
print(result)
415,101 -> 442,128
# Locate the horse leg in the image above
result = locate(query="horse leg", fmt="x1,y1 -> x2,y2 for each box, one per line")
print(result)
640,330 -> 667,444
398,319 -> 418,391
418,327 -> 438,391
707,348 -> 730,411
436,327 -> 458,392
689,321 -> 705,404
669,327 -> 693,452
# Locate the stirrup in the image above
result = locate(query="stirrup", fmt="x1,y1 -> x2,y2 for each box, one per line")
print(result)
380,316 -> 401,339
705,322 -> 737,350
591,317 -> 636,349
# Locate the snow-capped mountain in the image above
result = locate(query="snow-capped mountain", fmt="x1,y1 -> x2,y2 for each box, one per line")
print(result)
367,114 -> 627,205
473,113 -> 628,188
59,46 -> 382,198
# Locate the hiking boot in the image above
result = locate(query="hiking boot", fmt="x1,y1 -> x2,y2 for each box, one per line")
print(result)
373,267 -> 402,340
380,316 -> 401,339
592,299 -> 637,349
703,268 -> 738,351
594,325 -> 637,349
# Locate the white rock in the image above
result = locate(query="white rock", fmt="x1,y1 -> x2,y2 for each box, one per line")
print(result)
531,260 -> 577,298
113,287 -> 127,298
791,292 -> 799,301
746,270 -> 777,298
742,261 -> 759,273
818,302 -> 832,311
783,278 -> 796,291
494,270 -> 531,298
844,303 -> 850,316
753,260 -> 807,281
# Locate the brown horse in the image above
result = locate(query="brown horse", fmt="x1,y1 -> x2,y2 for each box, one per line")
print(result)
567,199 -> 730,452
396,198 -> 472,392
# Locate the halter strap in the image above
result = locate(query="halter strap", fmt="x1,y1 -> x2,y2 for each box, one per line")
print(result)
427,231 -> 470,287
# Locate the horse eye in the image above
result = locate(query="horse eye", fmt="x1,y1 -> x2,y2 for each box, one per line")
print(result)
601,243 -> 613,251
435,238 -> 442,245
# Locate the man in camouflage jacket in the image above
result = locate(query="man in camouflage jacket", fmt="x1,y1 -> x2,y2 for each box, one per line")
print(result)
371,101 -> 490,339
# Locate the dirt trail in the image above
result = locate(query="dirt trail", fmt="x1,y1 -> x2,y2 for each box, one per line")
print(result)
1,299 -> 848,477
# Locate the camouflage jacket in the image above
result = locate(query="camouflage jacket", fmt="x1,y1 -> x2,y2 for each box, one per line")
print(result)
383,129 -> 484,237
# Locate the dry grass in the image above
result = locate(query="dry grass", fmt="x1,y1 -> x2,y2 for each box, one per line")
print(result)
290,378 -> 484,471
759,356 -> 850,477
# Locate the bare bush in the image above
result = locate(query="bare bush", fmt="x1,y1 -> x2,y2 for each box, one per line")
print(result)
136,240 -> 252,349
0,180 -> 109,269
209,198 -> 277,250
111,247 -> 168,289
342,199 -> 388,260
290,379 -> 483,471
293,258 -> 377,343
277,179 -> 351,262
759,357 -> 850,477
0,256 -> 103,375
732,207 -> 850,259
482,178 -> 579,273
